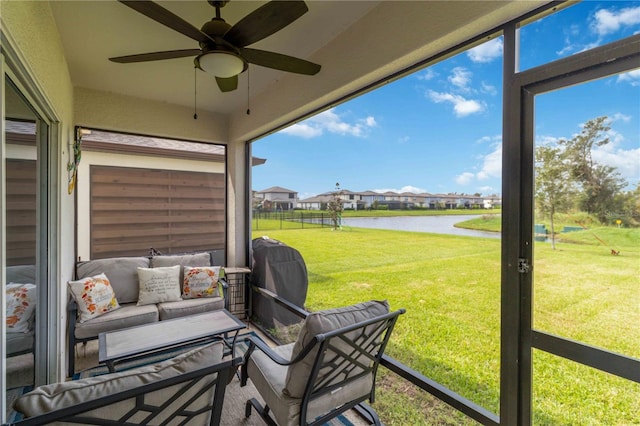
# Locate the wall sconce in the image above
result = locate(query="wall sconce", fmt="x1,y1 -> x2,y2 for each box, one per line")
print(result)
68,126 -> 91,194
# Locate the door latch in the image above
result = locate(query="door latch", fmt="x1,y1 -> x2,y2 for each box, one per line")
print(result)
518,258 -> 531,274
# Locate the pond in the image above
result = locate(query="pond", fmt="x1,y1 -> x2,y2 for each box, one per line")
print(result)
341,214 -> 501,239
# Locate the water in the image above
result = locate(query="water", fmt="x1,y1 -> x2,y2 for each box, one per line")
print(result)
341,215 -> 501,239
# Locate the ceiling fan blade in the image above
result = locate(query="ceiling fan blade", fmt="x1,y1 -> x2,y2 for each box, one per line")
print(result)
225,1 -> 308,47
216,75 -> 238,92
110,49 -> 201,63
119,0 -> 214,43
240,48 -> 320,75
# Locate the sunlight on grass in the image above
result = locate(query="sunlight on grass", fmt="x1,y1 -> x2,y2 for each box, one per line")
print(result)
251,226 -> 639,425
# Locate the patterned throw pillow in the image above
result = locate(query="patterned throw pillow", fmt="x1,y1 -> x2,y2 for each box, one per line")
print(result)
6,283 -> 37,333
68,273 -> 120,323
182,266 -> 222,299
137,265 -> 182,305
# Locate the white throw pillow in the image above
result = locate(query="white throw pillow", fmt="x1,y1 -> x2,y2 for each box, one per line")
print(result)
68,274 -> 120,323
137,265 -> 181,306
6,283 -> 37,333
183,266 -> 222,299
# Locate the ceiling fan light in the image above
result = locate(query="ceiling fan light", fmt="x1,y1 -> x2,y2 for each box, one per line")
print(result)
197,51 -> 244,78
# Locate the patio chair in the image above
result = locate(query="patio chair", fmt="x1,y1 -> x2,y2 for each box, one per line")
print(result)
240,300 -> 405,426
6,341 -> 239,426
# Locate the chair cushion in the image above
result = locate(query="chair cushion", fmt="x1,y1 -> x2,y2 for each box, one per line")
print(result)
157,297 -> 225,321
76,257 -> 150,304
6,264 -> 36,285
14,341 -> 224,423
248,343 -> 372,426
284,300 -> 389,397
7,331 -> 34,356
73,303 -> 158,340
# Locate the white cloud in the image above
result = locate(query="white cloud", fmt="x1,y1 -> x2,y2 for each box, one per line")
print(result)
476,143 -> 502,180
280,122 -> 323,138
455,172 -> 475,185
617,69 -> 640,87
479,186 -> 496,194
417,69 -> 437,81
280,108 -> 377,139
467,38 -> 503,63
591,6 -> 640,36
454,142 -> 502,187
449,67 -> 472,91
480,82 -> 497,96
610,113 -> 632,123
397,136 -> 410,144
593,144 -> 640,185
372,185 -> 427,194
427,90 -> 485,117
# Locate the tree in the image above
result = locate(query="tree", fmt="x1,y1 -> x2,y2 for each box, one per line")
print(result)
327,182 -> 344,230
535,144 -> 575,249
558,116 -> 627,223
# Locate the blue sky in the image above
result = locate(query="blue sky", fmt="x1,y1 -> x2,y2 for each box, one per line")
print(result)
252,2 -> 640,200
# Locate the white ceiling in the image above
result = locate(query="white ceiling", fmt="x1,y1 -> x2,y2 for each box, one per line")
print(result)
50,1 -> 550,141
50,1 -> 380,115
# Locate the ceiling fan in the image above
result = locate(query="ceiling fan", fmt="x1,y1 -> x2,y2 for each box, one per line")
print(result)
109,0 -> 321,92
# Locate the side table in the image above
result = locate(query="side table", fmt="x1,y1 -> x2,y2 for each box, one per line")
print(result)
224,266 -> 251,319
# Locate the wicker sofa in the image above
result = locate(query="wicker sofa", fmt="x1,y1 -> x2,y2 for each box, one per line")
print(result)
67,252 -> 228,376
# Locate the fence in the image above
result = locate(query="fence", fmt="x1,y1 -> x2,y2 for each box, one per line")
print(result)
252,211 -> 337,231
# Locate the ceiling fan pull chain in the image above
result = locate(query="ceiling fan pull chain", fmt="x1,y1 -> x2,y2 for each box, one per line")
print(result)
193,66 -> 198,120
246,67 -> 251,115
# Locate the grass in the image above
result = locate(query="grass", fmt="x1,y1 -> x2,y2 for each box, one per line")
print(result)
251,225 -> 639,425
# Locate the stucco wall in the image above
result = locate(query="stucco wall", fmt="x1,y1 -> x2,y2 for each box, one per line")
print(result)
74,87 -> 228,144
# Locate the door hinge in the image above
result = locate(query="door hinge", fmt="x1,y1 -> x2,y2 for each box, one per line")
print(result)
518,258 -> 531,274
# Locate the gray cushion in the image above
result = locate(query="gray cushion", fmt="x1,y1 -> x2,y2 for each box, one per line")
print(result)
14,341 -> 224,423
7,331 -> 34,356
248,343 -> 371,426
157,297 -> 225,321
151,252 -> 211,289
77,257 -> 150,304
284,300 -> 389,397
6,264 -> 36,284
73,303 -> 158,340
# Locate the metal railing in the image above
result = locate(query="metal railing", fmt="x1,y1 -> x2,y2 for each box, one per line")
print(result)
252,211 -> 336,231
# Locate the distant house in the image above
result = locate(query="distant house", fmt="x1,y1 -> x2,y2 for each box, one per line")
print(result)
297,189 -> 502,211
255,186 -> 298,211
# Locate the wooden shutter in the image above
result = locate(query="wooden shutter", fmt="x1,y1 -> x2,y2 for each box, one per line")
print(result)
6,159 -> 37,266
90,165 -> 225,259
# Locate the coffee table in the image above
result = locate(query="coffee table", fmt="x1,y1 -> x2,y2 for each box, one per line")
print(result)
99,309 -> 245,372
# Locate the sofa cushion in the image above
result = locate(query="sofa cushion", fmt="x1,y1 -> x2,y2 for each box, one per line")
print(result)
137,265 -> 181,306
68,274 -> 120,323
6,264 -> 36,285
157,297 -> 225,321
283,300 -> 390,398
151,252 -> 211,289
183,266 -> 222,299
7,331 -> 34,356
14,341 -> 225,422
6,283 -> 37,333
73,303 -> 159,340
77,257 -> 150,304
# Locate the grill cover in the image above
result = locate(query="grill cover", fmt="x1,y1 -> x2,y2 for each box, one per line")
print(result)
251,238 -> 308,329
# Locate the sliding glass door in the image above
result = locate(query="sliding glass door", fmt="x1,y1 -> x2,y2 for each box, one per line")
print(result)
2,75 -> 50,421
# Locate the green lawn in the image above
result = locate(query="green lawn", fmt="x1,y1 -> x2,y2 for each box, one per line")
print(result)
251,225 -> 639,425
